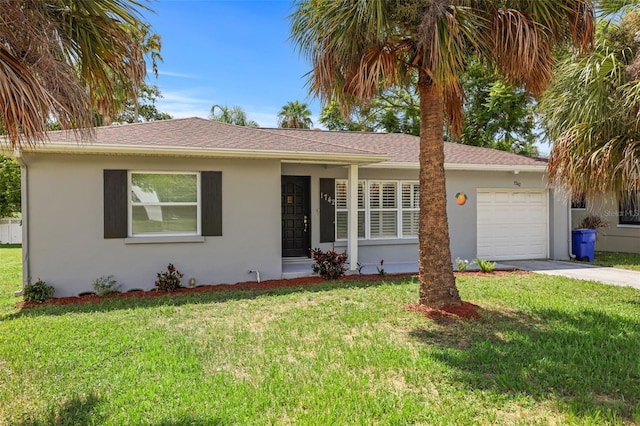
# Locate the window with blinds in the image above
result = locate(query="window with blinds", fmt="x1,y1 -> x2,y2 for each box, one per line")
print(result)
369,182 -> 397,238
335,181 -> 365,240
335,180 -> 419,240
401,182 -> 420,237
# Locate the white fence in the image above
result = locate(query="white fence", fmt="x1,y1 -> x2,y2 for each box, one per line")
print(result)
0,218 -> 22,244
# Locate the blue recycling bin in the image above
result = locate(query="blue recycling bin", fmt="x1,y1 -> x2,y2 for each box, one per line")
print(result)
572,229 -> 596,262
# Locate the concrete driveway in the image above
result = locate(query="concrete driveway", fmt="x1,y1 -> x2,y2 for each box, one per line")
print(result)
501,260 -> 640,290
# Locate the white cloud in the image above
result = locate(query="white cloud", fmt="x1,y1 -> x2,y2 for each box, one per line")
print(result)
155,90 -> 211,119
149,69 -> 199,79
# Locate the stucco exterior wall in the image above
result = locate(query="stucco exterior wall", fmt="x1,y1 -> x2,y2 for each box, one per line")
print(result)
23,153 -> 282,297
572,196 -> 640,253
281,164 -> 569,266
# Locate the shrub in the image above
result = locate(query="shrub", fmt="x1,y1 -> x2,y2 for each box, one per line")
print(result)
455,258 -> 475,272
155,263 -> 184,292
92,275 -> 119,297
376,259 -> 387,276
311,248 -> 348,280
23,279 -> 54,302
475,258 -> 497,273
578,215 -> 608,230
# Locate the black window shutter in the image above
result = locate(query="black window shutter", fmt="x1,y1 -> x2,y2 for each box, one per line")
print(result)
319,178 -> 335,242
104,170 -> 127,238
201,171 -> 222,236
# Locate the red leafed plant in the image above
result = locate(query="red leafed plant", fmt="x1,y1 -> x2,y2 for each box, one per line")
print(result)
311,248 -> 348,280
155,263 -> 184,292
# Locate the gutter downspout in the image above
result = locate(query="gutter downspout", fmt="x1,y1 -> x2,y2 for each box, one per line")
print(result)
13,149 -> 29,296
568,199 -> 575,260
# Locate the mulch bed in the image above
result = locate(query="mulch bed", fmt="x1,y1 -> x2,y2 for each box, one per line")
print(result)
18,269 -> 529,310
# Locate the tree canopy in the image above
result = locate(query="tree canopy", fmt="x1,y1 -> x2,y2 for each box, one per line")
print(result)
111,84 -> 173,124
278,101 -> 313,129
0,157 -> 20,217
0,0 -> 157,147
291,0 -> 594,308
319,65 -> 539,157
541,3 -> 640,200
209,105 -> 259,127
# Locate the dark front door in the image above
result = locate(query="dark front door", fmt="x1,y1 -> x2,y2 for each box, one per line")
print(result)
282,176 -> 311,257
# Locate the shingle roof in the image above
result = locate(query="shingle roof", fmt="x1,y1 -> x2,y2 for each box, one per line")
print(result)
268,127 -> 547,168
40,117 -> 379,156
17,117 -> 546,168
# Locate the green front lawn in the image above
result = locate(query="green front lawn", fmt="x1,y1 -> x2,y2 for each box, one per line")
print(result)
594,251 -> 640,271
1,245 -> 639,425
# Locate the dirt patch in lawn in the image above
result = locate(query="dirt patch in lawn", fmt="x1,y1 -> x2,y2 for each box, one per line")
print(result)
405,301 -> 482,322
19,269 -> 529,309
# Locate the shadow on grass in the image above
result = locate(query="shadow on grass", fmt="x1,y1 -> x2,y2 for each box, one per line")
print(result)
15,393 -> 101,426
409,306 -> 640,423
3,276 -> 416,320
593,251 -> 640,270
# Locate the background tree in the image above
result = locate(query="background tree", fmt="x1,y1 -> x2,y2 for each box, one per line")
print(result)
278,100 -> 313,129
319,101 -> 376,131
540,4 -> 640,200
209,105 -> 259,127
457,62 -> 539,156
112,84 -> 173,124
0,0 -> 156,147
291,0 -> 594,309
320,67 -> 539,154
0,157 -> 21,217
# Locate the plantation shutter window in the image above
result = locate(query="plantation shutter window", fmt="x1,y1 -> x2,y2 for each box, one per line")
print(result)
335,180 -> 365,240
401,182 -> 420,237
369,182 -> 397,238
334,179 -> 418,241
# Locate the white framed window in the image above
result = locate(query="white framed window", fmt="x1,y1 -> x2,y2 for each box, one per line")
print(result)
401,182 -> 420,237
369,181 -> 398,238
128,172 -> 201,236
336,180 -> 419,240
335,180 -> 365,240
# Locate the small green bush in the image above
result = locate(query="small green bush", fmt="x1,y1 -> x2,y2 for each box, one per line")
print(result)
475,258 -> 497,273
155,263 -> 184,292
23,279 -> 54,302
455,258 -> 475,272
92,275 -> 119,297
311,248 -> 348,280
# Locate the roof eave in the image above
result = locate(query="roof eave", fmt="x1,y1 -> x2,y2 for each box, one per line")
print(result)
17,143 -> 389,165
363,161 -> 546,172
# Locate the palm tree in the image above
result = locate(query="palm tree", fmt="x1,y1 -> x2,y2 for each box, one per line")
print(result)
277,100 -> 313,129
540,6 -> 640,201
291,0 -> 595,308
0,0 -> 154,147
210,105 -> 259,127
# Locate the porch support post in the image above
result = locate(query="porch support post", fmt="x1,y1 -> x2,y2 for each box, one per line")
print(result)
347,164 -> 359,271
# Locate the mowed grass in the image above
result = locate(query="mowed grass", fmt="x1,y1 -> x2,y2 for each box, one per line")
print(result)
594,251 -> 640,271
1,246 -> 639,425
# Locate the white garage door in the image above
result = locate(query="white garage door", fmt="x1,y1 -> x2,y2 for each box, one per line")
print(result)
477,189 -> 548,260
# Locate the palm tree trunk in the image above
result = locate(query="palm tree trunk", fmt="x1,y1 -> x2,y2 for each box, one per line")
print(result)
417,70 -> 461,308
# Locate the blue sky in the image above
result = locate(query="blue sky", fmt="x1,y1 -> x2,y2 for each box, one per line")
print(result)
143,0 -> 320,128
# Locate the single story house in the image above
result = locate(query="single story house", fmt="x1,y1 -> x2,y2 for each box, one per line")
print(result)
4,117 -> 571,297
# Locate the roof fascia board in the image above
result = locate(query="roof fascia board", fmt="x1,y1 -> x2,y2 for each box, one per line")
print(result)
363,162 -> 546,172
18,144 -> 389,164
